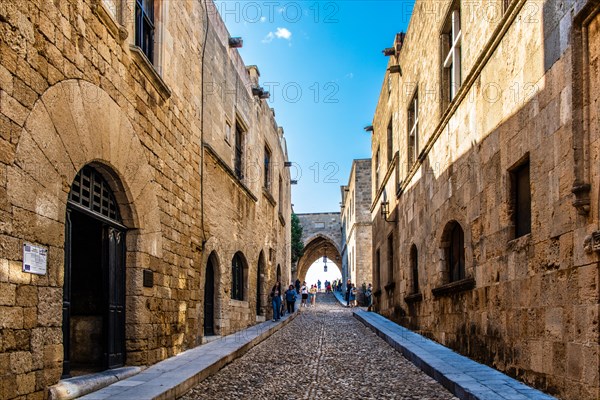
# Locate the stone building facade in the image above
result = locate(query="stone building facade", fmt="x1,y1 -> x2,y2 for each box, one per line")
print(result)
0,0 -> 291,398
370,0 -> 599,399
340,159 -> 372,287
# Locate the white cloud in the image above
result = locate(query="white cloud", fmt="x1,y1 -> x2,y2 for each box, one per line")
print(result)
275,27 -> 292,40
262,32 -> 275,43
262,27 -> 292,44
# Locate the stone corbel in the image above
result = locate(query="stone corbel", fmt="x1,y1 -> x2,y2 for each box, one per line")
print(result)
571,183 -> 591,215
583,230 -> 600,254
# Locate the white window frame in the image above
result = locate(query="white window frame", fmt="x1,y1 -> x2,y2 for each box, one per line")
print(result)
408,91 -> 419,167
443,9 -> 462,102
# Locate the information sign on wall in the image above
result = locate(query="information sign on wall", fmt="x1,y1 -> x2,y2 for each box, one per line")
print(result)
22,242 -> 48,275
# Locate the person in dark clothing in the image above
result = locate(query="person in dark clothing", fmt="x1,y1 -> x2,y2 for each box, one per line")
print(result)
270,282 -> 282,321
285,285 -> 297,314
295,279 -> 301,294
346,279 -> 352,307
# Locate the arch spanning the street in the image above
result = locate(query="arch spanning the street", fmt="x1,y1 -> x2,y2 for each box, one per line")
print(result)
295,212 -> 342,282
296,234 -> 342,282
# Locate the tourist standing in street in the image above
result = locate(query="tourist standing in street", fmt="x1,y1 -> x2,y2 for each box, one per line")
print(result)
270,282 -> 282,321
295,279 -> 301,294
300,281 -> 309,307
317,280 -> 321,292
310,284 -> 317,306
365,283 -> 373,311
285,285 -> 297,314
349,283 -> 357,307
345,279 -> 352,307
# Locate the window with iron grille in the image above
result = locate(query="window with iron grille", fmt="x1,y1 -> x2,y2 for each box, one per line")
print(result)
135,0 -> 155,63
68,166 -> 121,223
511,160 -> 531,238
231,253 -> 244,301
234,125 -> 244,179
442,5 -> 461,105
407,91 -> 419,167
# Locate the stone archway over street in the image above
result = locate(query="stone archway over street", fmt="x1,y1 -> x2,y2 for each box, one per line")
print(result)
295,213 -> 342,281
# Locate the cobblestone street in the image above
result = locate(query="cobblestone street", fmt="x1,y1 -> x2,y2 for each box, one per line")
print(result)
180,294 -> 457,400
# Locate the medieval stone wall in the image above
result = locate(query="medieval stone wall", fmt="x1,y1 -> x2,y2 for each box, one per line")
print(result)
0,0 -> 290,398
340,160 -> 372,287
370,0 -> 599,399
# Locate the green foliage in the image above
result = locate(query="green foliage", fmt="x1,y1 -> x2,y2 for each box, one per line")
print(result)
291,213 -> 304,263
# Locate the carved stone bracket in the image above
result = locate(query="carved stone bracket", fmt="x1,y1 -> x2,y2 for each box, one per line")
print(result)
583,230 -> 600,253
572,183 -> 591,215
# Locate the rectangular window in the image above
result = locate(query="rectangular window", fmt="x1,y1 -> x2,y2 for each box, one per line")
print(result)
234,124 -> 244,180
511,161 -> 531,238
375,249 -> 381,290
375,147 -> 380,189
264,146 -> 271,190
225,121 -> 231,143
387,233 -> 394,283
387,119 -> 393,164
135,0 -> 155,63
442,6 -> 461,104
407,91 -> 419,167
102,0 -> 119,18
278,175 -> 283,211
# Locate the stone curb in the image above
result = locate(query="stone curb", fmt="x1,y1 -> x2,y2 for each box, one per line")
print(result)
72,311 -> 299,400
353,309 -> 556,400
48,367 -> 144,400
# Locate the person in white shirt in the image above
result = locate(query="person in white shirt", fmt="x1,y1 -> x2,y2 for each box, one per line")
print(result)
300,282 -> 308,307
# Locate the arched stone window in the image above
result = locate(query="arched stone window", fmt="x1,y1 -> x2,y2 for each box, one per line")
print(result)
231,252 -> 246,301
443,221 -> 465,283
410,244 -> 419,293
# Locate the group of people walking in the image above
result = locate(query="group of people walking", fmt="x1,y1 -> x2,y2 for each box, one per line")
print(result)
269,279 -> 317,322
270,278 -> 374,321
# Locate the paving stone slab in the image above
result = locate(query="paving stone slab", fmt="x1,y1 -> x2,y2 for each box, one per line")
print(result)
353,309 -> 557,400
73,312 -> 298,400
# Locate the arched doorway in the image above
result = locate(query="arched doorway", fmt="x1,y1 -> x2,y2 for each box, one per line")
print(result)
256,252 -> 265,316
204,254 -> 216,336
62,166 -> 126,378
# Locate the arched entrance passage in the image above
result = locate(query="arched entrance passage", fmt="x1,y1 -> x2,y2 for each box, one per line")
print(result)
296,235 -> 342,282
63,165 -> 127,378
256,251 -> 266,316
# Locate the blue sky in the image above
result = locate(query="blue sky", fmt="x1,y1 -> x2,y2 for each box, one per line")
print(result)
216,1 -> 415,213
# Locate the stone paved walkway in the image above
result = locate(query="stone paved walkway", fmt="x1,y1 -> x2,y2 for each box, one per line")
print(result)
180,293 -> 457,400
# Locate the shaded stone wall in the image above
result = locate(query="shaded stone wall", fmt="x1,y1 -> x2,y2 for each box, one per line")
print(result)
370,1 -> 600,399
0,0 -> 290,398
340,159 -> 372,287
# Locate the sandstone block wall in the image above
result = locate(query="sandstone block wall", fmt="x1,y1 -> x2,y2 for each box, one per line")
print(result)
0,0 -> 291,398
370,0 -> 600,399
340,159 -> 372,287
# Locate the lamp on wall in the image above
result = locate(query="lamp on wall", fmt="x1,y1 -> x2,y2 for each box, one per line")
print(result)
381,200 -> 396,223
323,249 -> 328,272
